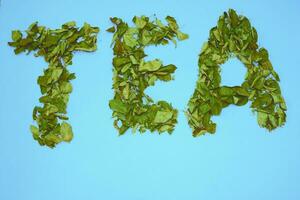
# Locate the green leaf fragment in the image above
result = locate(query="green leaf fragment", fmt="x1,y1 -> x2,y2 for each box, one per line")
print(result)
30,125 -> 39,140
139,59 -> 162,72
133,16 -> 147,29
177,31 -> 189,41
154,111 -> 173,123
60,82 -> 73,93
61,122 -> 73,142
109,99 -> 128,114
12,30 -> 22,41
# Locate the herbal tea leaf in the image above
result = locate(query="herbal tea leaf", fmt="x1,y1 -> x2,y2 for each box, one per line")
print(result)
139,59 -> 162,72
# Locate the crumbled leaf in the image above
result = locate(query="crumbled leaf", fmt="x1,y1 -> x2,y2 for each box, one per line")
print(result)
61,122 -> 73,142
154,111 -> 173,123
30,125 -> 39,140
139,59 -> 162,72
106,26 -> 115,33
177,31 -> 189,41
12,30 -> 22,41
133,16 -> 147,29
109,99 -> 128,114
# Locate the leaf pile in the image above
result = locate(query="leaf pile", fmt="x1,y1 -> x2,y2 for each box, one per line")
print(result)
107,16 -> 188,135
186,9 -> 287,137
8,22 -> 99,148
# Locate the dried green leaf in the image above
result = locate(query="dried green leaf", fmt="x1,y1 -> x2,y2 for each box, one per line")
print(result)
61,122 -> 73,142
139,59 -> 162,72
12,30 -> 22,41
177,31 -> 189,41
109,99 -> 128,114
154,111 -> 173,123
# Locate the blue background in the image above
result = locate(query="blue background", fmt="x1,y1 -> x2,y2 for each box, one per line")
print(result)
0,0 -> 300,199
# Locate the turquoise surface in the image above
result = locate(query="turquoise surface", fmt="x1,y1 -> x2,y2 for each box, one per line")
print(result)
0,0 -> 299,199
